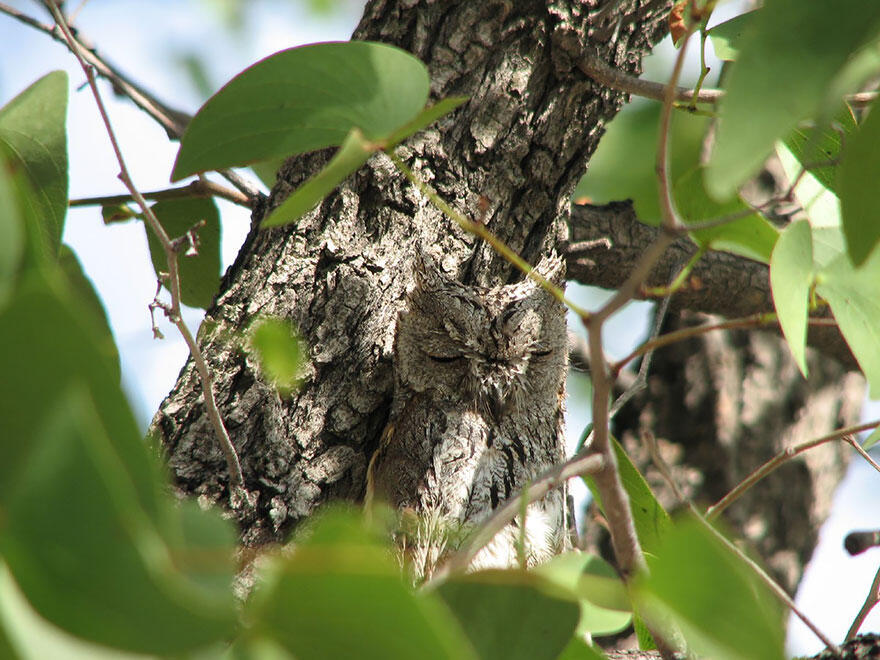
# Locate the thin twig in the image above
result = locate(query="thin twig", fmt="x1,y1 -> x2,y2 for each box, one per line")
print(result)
846,564 -> 880,641
578,50 -> 877,109
645,430 -> 841,655
46,2 -> 248,504
70,179 -> 253,209
845,435 -> 880,475
706,420 -> 880,520
611,314 -> 838,374
431,451 -> 605,580
3,2 -> 263,204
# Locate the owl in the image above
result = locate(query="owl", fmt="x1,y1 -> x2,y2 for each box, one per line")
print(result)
367,251 -> 570,579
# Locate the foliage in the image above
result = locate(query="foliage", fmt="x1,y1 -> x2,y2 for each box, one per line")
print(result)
2,1 -> 880,659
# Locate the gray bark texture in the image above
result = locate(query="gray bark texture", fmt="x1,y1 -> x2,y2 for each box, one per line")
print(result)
150,0 -> 864,611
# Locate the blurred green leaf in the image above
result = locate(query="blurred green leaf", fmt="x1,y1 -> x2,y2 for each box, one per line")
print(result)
534,552 -> 632,636
862,426 -> 880,451
144,197 -> 221,309
435,570 -> 579,660
0,145 -> 25,304
636,517 -> 785,660
574,104 -> 708,225
707,11 -> 757,61
784,107 -> 857,196
249,317 -> 305,396
100,203 -> 140,224
837,98 -> 880,266
674,167 -> 779,263
816,248 -> 880,399
172,41 -> 430,180
770,220 -> 813,377
584,436 -> 671,556
249,509 -> 474,660
556,638 -> 607,660
58,245 -> 120,380
707,1 -> 880,199
262,128 -> 375,227
1,386 -> 236,655
0,71 -> 68,257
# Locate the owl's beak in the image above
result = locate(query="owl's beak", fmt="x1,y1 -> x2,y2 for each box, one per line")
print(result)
486,382 -> 510,421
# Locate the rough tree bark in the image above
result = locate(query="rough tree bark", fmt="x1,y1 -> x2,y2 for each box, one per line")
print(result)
151,0 -> 864,604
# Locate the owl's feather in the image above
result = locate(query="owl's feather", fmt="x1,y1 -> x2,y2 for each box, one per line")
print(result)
367,252 -> 569,578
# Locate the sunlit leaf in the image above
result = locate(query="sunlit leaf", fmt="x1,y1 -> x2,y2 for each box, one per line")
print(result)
636,517 -> 785,660
435,570 -> 579,660
707,11 -> 757,61
0,71 -> 68,256
816,248 -> 880,399
261,128 -> 375,228
248,509 -> 474,660
534,552 -> 632,636
769,220 -> 813,376
837,98 -> 880,266
172,42 -> 430,180
784,107 -> 857,196
707,1 -> 880,200
674,167 -> 779,263
584,436 -> 672,556
574,104 -> 708,225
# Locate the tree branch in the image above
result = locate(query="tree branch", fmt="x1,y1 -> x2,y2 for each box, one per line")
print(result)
564,200 -> 858,370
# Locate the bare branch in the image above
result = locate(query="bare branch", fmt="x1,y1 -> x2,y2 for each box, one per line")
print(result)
46,2 -> 249,506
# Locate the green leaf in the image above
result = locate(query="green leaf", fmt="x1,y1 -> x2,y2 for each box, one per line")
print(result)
706,1 -> 880,200
249,317 -> 305,396
0,273 -> 237,654
556,638 -> 607,660
1,386 -> 237,655
636,517 -> 785,660
534,552 -> 632,636
0,146 -> 25,304
144,197 -> 221,309
784,107 -> 858,196
435,570 -> 579,660
707,11 -> 757,61
0,272 -> 147,504
816,248 -> 880,399
769,220 -> 813,376
172,41 -> 430,180
261,128 -> 375,228
574,104 -> 709,225
584,436 -> 672,556
385,96 -> 469,147
674,167 -> 779,263
862,426 -> 880,452
0,71 -> 68,256
57,245 -> 120,380
101,203 -> 140,224
838,98 -> 880,266
249,510 -> 474,660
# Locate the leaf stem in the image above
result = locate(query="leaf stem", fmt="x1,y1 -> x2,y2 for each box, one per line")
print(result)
70,180 -> 253,210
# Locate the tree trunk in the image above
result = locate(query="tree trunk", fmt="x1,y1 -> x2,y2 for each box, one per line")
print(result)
150,0 -> 863,596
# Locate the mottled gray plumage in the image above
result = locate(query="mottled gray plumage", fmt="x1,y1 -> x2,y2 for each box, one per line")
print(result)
367,252 -> 569,578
